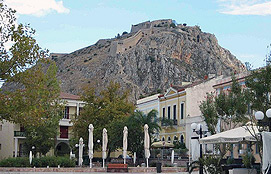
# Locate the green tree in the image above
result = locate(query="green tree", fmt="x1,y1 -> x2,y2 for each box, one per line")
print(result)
72,82 -> 135,157
244,65 -> 271,162
199,93 -> 218,135
126,110 -> 161,158
246,65 -> 271,112
0,0 -> 47,82
200,76 -> 248,133
7,61 -> 62,155
0,1 -> 62,155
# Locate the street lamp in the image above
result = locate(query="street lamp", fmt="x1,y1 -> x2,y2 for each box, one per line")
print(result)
255,108 -> 271,132
191,123 -> 207,174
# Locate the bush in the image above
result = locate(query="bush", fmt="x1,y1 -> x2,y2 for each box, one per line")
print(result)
200,155 -> 222,174
0,156 -> 75,167
242,152 -> 255,168
0,157 -> 30,167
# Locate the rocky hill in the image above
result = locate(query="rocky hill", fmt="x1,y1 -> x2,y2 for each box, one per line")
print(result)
50,19 -> 246,101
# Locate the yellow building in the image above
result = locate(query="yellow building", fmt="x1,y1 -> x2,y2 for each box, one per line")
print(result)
158,85 -> 186,144
0,92 -> 84,159
136,76 -> 220,148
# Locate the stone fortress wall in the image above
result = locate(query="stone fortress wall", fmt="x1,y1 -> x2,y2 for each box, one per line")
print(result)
110,19 -> 173,55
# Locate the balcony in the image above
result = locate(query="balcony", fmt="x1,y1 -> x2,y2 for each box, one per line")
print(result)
161,118 -> 178,127
57,133 -> 72,141
59,119 -> 73,126
14,131 -> 26,137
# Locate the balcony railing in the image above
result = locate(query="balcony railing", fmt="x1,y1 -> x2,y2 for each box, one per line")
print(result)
14,131 -> 26,137
161,119 -> 178,126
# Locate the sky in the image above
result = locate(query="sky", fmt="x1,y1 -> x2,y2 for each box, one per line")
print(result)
4,0 -> 271,69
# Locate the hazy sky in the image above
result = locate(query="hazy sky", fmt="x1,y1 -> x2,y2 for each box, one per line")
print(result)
4,0 -> 271,69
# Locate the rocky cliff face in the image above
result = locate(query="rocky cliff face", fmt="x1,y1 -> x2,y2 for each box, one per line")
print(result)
52,20 -> 246,101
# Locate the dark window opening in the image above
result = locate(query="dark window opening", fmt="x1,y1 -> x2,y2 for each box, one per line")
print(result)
168,106 -> 171,119
181,103 -> 184,119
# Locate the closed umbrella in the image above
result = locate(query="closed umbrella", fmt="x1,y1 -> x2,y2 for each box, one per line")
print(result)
144,124 -> 150,168
88,124 -> 94,168
123,126 -> 128,164
29,151 -> 32,165
133,152 -> 136,165
171,150 -> 174,164
102,128 -> 108,168
78,137 -> 84,166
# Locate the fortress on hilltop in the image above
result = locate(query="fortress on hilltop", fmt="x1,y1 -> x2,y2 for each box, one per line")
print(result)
109,19 -> 179,55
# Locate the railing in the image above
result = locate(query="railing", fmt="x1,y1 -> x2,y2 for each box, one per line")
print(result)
63,114 -> 75,119
13,151 -> 27,157
14,131 -> 26,137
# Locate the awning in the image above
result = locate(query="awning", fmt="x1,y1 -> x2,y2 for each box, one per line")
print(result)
199,126 -> 259,144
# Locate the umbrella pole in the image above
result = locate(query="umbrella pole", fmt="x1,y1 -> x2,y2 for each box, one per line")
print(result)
124,158 -> 126,164
146,158 -> 149,168
103,159 -> 105,168
90,159 -> 92,168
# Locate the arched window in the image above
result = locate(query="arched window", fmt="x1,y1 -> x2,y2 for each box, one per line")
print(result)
167,136 -> 171,142
180,135 -> 184,143
162,136 -> 165,141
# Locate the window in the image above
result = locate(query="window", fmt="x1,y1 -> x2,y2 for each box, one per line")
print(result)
60,126 -> 69,138
162,137 -> 165,141
168,106 -> 171,119
180,135 -> 184,143
0,125 -> 2,131
173,105 -> 176,120
180,103 -> 184,119
167,136 -> 171,142
162,108 -> 165,119
64,106 -> 69,119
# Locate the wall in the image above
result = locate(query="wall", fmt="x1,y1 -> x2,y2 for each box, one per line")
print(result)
0,120 -> 14,160
186,77 -> 222,118
136,94 -> 160,114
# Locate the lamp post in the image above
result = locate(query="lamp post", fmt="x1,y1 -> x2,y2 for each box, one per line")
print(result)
255,108 -> 271,132
191,123 -> 207,174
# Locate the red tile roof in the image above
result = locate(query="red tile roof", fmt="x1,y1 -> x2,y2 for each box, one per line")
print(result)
59,92 -> 80,100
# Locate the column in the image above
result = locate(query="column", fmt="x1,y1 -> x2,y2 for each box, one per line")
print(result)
76,103 -> 80,116
14,138 -> 18,157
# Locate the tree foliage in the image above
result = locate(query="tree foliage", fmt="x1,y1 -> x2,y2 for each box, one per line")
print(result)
246,65 -> 271,112
2,61 -> 62,155
126,110 -> 161,158
72,82 -> 135,156
200,76 -> 249,134
0,0 -> 47,81
0,2 -> 62,155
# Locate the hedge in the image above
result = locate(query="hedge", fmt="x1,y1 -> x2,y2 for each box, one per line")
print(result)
0,156 -> 75,167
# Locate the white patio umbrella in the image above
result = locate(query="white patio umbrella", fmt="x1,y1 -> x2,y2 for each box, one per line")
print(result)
262,132 -> 271,174
123,126 -> 128,164
144,124 -> 150,168
88,124 -> 94,168
29,150 -> 33,165
78,137 -> 84,166
171,150 -> 174,164
199,126 -> 259,144
102,128 -> 108,168
133,152 -> 136,165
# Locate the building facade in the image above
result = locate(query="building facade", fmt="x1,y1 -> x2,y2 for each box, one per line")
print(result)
0,92 -> 84,160
136,76 -> 221,148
